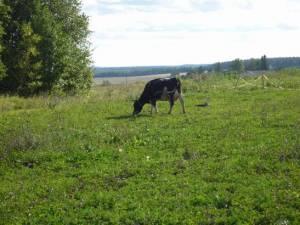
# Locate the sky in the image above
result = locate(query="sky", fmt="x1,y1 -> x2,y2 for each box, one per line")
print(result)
81,0 -> 300,67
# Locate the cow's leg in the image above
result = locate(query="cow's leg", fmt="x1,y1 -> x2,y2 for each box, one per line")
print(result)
151,104 -> 154,115
179,94 -> 186,113
150,100 -> 157,115
153,100 -> 158,113
168,96 -> 174,114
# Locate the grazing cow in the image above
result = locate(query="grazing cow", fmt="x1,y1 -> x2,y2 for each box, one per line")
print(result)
132,77 -> 186,115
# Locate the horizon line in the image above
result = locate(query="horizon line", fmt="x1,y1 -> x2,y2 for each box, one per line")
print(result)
93,56 -> 300,68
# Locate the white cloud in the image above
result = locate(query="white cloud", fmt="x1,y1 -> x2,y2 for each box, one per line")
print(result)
82,0 -> 300,66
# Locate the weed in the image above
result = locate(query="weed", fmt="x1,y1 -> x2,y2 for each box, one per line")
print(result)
2,124 -> 41,154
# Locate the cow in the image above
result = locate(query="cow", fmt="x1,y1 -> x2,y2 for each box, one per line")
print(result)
132,77 -> 186,116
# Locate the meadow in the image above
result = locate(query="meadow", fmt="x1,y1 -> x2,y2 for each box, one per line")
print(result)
0,69 -> 299,224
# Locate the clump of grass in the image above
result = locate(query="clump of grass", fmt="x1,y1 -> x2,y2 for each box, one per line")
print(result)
1,124 -> 43,160
46,96 -> 62,110
182,148 -> 199,161
0,96 -> 48,112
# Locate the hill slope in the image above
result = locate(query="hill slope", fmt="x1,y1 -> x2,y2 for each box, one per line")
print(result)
94,57 -> 300,77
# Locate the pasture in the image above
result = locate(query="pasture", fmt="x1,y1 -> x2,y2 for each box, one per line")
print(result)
0,70 -> 300,224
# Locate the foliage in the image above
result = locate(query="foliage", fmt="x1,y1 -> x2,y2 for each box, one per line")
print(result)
0,1 -> 9,81
196,65 -> 205,74
0,70 -> 300,224
0,0 -> 92,96
213,62 -> 221,72
94,65 -> 198,78
261,54 -> 268,70
245,58 -> 261,71
95,57 -> 300,78
230,58 -> 245,73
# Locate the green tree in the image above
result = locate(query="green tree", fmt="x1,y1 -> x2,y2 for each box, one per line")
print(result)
230,58 -> 244,73
1,0 -> 42,95
0,21 -> 6,81
261,55 -> 268,70
197,66 -> 205,74
246,58 -> 261,71
0,1 -> 9,81
0,0 -> 92,95
15,23 -> 42,95
34,0 -> 92,94
213,62 -> 221,73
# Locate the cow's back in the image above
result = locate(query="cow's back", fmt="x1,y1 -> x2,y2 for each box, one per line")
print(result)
148,77 -> 179,91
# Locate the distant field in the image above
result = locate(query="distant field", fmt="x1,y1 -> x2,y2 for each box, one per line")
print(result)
1,69 -> 300,224
94,73 -> 188,85
94,74 -> 172,85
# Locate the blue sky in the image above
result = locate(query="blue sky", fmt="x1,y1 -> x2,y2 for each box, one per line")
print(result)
82,0 -> 300,67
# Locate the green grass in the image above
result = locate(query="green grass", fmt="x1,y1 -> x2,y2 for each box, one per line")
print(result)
0,69 -> 300,224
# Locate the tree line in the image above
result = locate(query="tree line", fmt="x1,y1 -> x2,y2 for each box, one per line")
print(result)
0,0 -> 92,96
96,57 -> 300,78
94,65 -> 200,78
211,56 -> 300,74
210,55 -> 268,74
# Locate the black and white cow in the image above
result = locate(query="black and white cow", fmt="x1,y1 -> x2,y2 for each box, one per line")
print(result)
132,77 -> 185,115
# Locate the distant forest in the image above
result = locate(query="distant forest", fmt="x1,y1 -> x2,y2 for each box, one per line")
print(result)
93,65 -> 202,78
94,57 -> 300,78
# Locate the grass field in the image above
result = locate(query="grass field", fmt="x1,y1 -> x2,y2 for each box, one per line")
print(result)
0,69 -> 300,224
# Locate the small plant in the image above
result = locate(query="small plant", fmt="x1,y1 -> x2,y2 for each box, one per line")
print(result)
47,96 -> 61,109
2,123 -> 42,159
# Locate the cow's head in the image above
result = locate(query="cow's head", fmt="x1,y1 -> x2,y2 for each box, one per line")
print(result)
132,100 -> 143,116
